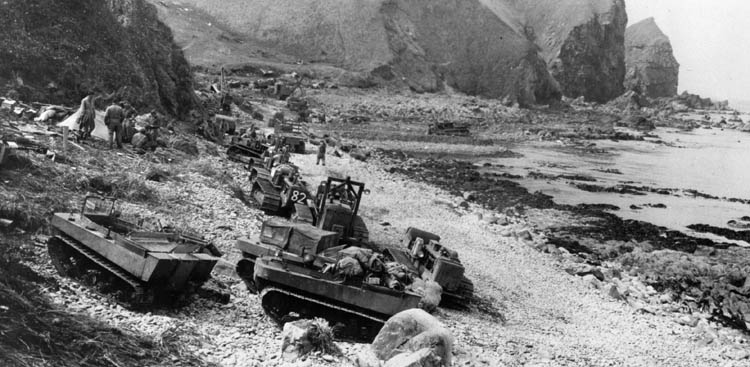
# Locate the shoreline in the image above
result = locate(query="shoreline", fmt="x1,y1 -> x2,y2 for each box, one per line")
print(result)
369,145 -> 750,334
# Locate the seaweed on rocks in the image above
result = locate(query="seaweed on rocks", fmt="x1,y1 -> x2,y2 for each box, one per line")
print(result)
688,224 -> 750,243
378,151 -> 556,210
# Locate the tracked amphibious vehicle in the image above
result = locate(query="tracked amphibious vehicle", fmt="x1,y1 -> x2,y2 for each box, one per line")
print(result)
236,220 -> 421,340
48,195 -> 222,306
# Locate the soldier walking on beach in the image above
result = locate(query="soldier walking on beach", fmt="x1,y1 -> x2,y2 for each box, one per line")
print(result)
317,139 -> 327,166
104,101 -> 125,149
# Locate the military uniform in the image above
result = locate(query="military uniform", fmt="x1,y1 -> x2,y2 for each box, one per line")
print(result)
104,104 -> 125,149
77,95 -> 96,140
317,140 -> 326,166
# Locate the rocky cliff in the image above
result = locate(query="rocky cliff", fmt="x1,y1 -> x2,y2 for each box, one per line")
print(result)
0,0 -> 194,116
152,0 -> 561,106
624,17 -> 679,98
152,0 -> 630,105
505,0 -> 628,103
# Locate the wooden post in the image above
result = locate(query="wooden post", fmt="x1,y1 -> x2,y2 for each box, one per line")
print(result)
62,126 -> 68,153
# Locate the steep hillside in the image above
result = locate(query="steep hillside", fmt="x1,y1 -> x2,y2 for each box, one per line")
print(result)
625,18 -> 679,98
151,0 -> 561,105
503,0 -> 628,102
0,0 -> 194,116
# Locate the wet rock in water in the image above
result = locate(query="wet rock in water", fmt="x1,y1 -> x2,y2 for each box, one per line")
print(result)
371,309 -> 453,367
281,318 -> 341,362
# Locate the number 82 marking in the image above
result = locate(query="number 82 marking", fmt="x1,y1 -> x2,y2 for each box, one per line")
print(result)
290,190 -> 307,203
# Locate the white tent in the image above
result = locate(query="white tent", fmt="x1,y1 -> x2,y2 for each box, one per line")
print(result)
57,109 -> 109,140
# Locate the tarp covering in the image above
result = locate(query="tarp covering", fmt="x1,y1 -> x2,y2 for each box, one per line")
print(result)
58,109 -> 109,140
260,219 -> 339,256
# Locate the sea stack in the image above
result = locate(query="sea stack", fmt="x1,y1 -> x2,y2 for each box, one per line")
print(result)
624,17 -> 679,98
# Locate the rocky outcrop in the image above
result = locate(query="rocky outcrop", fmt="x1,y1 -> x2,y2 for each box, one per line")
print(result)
152,0 -> 561,106
507,0 -> 628,103
677,92 -> 729,110
624,18 -> 679,98
0,0 -> 194,116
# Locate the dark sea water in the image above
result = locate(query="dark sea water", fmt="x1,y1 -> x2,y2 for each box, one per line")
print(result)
487,127 -> 750,246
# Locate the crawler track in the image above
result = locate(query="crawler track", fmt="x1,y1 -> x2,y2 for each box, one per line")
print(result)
259,286 -> 385,341
440,276 -> 475,309
48,235 -> 152,306
251,179 -> 282,213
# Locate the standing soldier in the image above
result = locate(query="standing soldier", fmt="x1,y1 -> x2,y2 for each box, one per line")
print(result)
278,145 -> 291,164
317,138 -> 327,166
77,92 -> 97,141
104,101 -> 125,149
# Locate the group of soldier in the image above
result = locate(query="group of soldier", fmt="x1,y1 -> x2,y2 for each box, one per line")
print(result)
75,93 -> 160,151
75,91 -> 329,165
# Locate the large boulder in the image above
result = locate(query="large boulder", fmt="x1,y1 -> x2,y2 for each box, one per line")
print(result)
371,309 -> 453,367
408,278 -> 443,313
624,18 -> 679,98
0,0 -> 194,117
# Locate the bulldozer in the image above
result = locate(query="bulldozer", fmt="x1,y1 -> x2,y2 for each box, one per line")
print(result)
427,122 -> 470,136
273,120 -> 307,154
266,72 -> 305,101
386,227 -> 474,307
249,157 -> 316,224
235,219 -> 421,340
47,195 -> 222,306
226,133 -> 271,168
310,177 -> 370,247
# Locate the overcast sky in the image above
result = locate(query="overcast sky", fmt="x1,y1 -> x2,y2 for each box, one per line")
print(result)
627,0 -> 750,102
